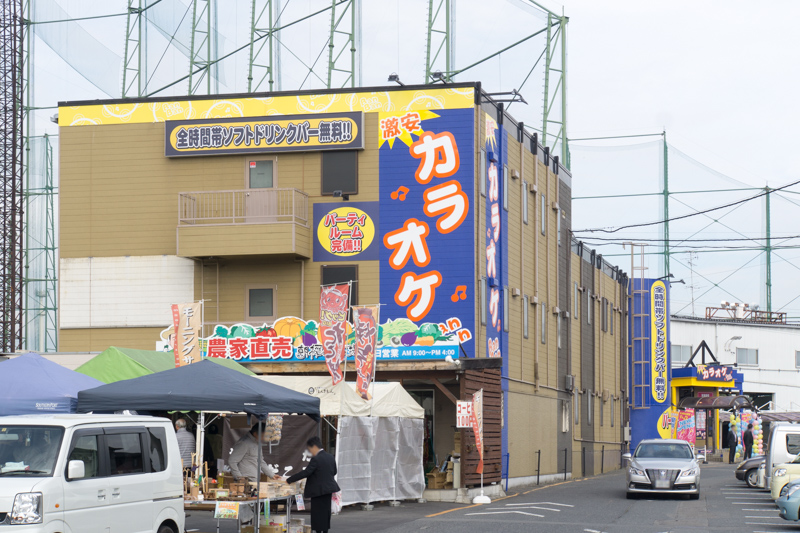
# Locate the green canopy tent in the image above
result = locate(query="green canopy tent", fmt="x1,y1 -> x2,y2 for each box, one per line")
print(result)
76,346 -> 254,383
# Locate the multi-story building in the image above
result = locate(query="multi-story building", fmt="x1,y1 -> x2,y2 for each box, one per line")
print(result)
57,83 -> 627,488
671,313 -> 800,411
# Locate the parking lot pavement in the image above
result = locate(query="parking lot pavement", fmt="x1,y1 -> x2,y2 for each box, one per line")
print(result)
187,463 -> 800,533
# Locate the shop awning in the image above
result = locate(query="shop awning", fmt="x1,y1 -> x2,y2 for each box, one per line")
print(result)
0,352 -> 103,415
76,346 -> 254,383
260,375 -> 425,418
76,359 -> 319,419
678,395 -> 753,410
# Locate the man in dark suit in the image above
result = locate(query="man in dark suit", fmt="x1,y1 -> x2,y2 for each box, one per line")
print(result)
287,436 -> 340,533
743,423 -> 754,459
727,425 -> 738,464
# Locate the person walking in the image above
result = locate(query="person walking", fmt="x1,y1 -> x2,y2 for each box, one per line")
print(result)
229,424 -> 280,483
286,437 -> 340,533
743,423 -> 754,459
175,418 -> 196,468
727,425 -> 739,464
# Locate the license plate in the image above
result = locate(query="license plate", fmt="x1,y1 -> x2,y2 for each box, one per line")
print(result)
654,480 -> 670,489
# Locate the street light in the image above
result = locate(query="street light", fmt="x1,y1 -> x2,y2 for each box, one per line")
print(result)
387,73 -> 404,86
724,335 -> 742,353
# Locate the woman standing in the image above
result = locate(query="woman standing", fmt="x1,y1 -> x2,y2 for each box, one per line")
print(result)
286,436 -> 340,533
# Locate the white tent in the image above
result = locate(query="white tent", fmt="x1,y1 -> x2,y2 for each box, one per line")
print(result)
259,376 -> 426,505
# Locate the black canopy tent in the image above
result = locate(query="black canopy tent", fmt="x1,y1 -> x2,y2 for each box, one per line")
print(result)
678,395 -> 753,411
77,360 -> 320,533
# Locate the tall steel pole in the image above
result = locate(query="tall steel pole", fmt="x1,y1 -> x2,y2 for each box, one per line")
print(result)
541,13 -> 552,147
662,130 -> 669,278
765,186 -> 772,312
0,0 -> 25,352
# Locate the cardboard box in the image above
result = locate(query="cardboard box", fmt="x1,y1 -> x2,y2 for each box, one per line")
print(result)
304,526 -> 312,533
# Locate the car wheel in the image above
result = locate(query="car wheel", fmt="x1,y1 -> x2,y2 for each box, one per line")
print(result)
626,492 -> 637,500
689,493 -> 700,500
745,468 -> 759,488
157,525 -> 175,533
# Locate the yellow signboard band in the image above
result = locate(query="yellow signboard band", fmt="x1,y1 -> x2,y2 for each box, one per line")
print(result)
59,87 -> 475,127
650,280 -> 668,403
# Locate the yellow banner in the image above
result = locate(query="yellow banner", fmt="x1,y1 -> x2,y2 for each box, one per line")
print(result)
59,87 -> 475,127
650,280 -> 668,403
165,112 -> 362,156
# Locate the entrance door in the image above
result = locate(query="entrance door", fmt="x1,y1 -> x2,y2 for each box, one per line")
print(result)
246,159 -> 276,222
408,390 -> 435,470
63,431 -> 109,533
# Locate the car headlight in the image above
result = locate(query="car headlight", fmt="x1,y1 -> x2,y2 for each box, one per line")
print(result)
629,466 -> 645,476
775,468 -> 787,477
788,484 -> 800,498
680,468 -> 697,477
11,492 -> 43,524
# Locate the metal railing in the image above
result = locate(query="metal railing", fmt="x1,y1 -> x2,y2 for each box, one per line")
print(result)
178,188 -> 309,226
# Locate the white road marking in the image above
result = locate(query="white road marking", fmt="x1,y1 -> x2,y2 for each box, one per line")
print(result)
727,497 -> 774,500
493,506 -> 561,511
465,510 -> 544,517
732,502 -> 777,505
506,502 -> 574,507
745,516 -> 783,519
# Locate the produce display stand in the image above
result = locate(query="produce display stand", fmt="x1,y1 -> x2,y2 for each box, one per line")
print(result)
184,494 -> 297,533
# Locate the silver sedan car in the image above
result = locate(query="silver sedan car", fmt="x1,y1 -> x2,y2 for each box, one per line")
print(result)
624,439 -> 703,499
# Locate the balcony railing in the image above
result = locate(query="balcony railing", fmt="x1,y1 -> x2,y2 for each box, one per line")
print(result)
178,188 -> 309,226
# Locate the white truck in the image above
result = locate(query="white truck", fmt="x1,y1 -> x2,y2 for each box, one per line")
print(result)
0,414 -> 185,533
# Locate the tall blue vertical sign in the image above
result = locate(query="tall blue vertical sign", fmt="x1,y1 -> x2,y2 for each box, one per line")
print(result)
484,112 -> 510,456
378,109 -> 476,350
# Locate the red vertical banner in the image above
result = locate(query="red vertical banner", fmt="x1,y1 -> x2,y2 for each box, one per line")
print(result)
319,284 -> 350,385
354,305 -> 379,400
471,389 -> 484,475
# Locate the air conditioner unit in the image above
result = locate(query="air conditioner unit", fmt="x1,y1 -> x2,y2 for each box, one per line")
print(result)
511,169 -> 520,180
561,310 -> 570,318
552,306 -> 561,315
511,288 -> 521,297
564,374 -> 575,392
531,296 -> 539,305
624,425 -> 632,442
529,183 -> 538,194
551,201 -> 560,211
603,389 -> 610,402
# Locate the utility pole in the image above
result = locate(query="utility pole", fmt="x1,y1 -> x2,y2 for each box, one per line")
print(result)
765,186 -> 772,312
662,130 -> 669,278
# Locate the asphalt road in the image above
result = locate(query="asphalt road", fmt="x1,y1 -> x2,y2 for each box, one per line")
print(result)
186,463 -> 800,533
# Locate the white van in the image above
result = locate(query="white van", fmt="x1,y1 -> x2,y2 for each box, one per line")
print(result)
0,415 -> 184,532
762,421 -> 800,490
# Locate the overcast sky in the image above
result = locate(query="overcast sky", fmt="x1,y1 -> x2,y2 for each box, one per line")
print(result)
32,0 -> 800,318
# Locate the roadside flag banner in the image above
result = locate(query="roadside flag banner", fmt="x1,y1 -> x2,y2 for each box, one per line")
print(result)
171,302 -> 202,367
319,283 -> 350,385
472,388 -> 484,475
354,305 -> 379,400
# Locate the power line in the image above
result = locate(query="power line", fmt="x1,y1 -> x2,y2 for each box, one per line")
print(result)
575,178 -> 800,234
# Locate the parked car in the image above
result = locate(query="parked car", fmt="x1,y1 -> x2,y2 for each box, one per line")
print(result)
771,454 -> 800,500
763,422 -> 800,490
0,414 -> 184,532
776,478 -> 800,522
623,439 -> 703,499
735,455 -> 764,488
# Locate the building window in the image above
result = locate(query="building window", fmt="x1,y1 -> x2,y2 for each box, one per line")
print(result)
247,159 -> 275,188
573,282 -> 579,320
321,151 -> 358,195
557,312 -> 562,349
321,266 -> 358,317
600,397 -> 604,426
522,181 -> 529,224
480,278 -> 487,325
557,209 -> 562,246
502,166 -> 509,211
246,285 -> 276,321
574,394 -> 580,425
672,344 -> 693,365
796,350 -> 800,368
587,290 -> 592,325
601,297 -> 608,332
736,347 -> 758,366
480,150 -> 486,197
587,392 -> 593,426
523,296 -> 529,339
540,194 -> 546,235
562,402 -> 570,433
503,287 -> 509,333
541,303 -> 547,344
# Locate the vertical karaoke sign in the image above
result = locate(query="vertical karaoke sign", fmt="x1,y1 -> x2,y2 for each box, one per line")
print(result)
378,108 -> 475,352
484,114 -> 502,359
